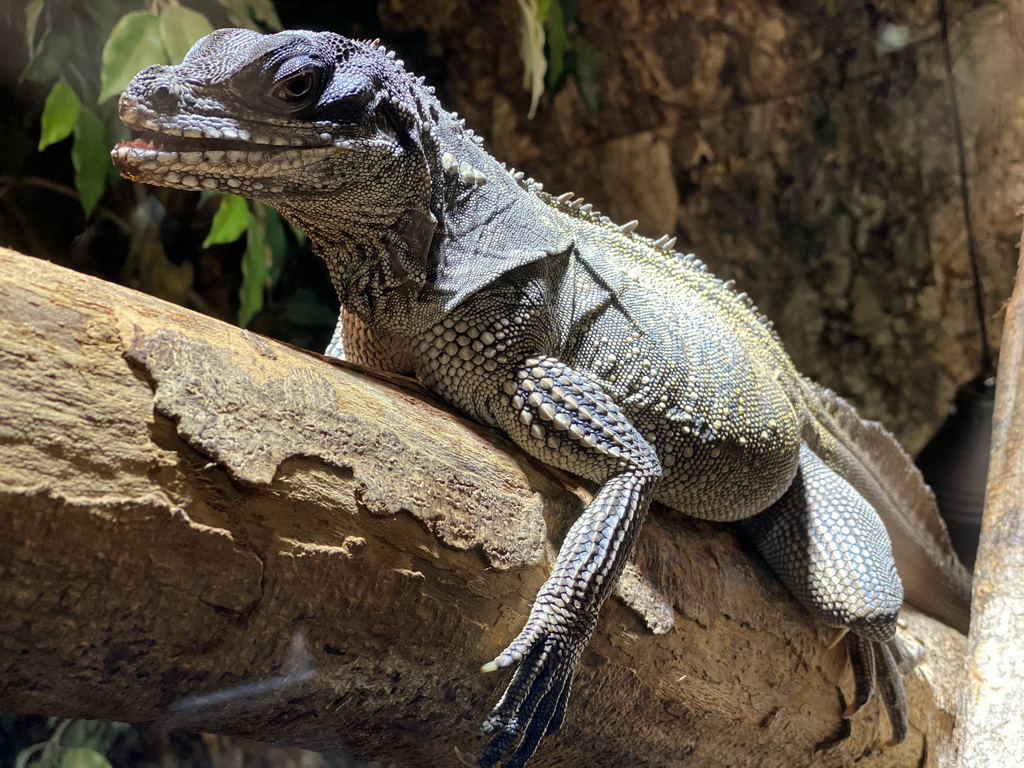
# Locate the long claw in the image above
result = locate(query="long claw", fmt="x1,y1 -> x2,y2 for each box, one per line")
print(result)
480,717 -> 522,768
542,674 -> 573,737
843,632 -> 909,744
876,642 -> 908,744
845,633 -> 876,716
885,637 -> 919,675
478,615 -> 590,766
826,626 -> 849,649
504,674 -> 569,768
481,641 -> 551,735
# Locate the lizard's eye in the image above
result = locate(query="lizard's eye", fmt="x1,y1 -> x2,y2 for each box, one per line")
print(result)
274,69 -> 318,102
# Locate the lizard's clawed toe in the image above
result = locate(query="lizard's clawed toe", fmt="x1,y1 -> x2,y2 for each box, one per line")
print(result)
454,745 -> 482,767
478,626 -> 579,767
844,633 -> 909,743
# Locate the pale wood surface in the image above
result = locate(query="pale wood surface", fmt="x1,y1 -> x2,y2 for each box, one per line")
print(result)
0,248 -> 965,766
953,221 -> 1024,766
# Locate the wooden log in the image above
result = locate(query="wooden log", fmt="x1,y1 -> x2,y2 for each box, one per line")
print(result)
0,247 -> 964,766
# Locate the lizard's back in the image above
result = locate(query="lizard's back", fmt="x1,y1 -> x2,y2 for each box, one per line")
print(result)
542,201 -> 803,522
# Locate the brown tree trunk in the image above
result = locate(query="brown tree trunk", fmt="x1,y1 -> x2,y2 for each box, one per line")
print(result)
0,247 -> 964,766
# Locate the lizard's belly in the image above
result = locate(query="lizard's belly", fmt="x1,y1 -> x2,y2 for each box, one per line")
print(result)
566,320 -> 801,522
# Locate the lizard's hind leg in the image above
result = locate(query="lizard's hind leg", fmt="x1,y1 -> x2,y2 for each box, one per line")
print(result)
738,443 -> 909,743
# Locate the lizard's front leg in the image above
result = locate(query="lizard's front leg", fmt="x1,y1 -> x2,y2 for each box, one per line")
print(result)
325,308 -> 416,374
479,355 -> 662,768
324,312 -> 347,360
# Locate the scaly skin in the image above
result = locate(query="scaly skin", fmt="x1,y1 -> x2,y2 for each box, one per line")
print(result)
112,29 -> 971,766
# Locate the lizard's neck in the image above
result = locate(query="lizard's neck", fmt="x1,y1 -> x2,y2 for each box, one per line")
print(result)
276,106 -> 556,337
271,113 -> 448,337
290,203 -> 444,338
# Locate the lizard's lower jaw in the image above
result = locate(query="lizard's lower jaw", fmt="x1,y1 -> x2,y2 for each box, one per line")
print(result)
111,136 -> 335,195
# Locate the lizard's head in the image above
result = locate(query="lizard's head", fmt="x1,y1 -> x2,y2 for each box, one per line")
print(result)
112,28 -> 436,226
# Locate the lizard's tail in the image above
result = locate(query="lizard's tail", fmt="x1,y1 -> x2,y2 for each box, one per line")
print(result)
794,377 -> 972,634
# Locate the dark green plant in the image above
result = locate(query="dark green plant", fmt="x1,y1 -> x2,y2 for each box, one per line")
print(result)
14,718 -> 129,768
29,0 -> 286,326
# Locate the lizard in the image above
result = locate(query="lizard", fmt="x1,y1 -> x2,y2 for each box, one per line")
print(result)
111,28 -> 972,767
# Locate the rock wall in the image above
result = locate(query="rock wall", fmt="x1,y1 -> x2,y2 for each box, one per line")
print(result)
379,0 -> 1023,451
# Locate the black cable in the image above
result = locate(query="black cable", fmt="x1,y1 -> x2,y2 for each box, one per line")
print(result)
936,0 -> 995,377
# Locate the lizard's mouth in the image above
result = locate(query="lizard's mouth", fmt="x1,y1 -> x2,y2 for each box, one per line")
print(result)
112,126 -> 336,192
117,129 -> 269,154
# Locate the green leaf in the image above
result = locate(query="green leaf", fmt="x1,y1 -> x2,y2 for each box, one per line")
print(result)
203,194 -> 250,248
262,204 -> 287,286
218,0 -> 282,31
572,34 -> 599,113
61,748 -> 111,768
239,216 -> 268,327
545,0 -> 567,93
98,12 -> 167,103
71,107 -> 108,216
38,81 -> 80,151
247,0 -> 283,31
158,6 -> 214,64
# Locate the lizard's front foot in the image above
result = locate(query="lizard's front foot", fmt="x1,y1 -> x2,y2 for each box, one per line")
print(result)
478,607 -> 590,768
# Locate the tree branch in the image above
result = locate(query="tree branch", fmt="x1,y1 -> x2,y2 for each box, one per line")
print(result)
954,214 -> 1024,764
0,247 -> 964,766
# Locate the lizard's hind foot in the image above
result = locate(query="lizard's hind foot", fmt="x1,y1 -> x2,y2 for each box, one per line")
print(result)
845,633 -> 911,745
739,443 -> 912,745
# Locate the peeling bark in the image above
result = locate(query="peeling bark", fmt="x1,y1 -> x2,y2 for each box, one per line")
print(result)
0,248 -> 964,766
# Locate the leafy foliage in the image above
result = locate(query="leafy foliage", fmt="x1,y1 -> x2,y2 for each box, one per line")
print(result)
70,107 -> 108,215
220,0 -> 281,31
37,82 -> 80,151
27,0 -> 285,326
14,719 -> 127,768
517,0 -> 599,116
240,206 -> 269,327
203,193 -> 251,248
158,5 -> 216,63
98,11 -> 167,103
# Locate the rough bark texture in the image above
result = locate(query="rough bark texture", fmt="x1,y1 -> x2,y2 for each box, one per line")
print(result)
378,0 -> 1024,452
0,247 -> 966,766
954,220 -> 1024,765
